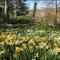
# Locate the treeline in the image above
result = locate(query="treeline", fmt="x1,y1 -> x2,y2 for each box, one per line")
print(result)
0,0 -> 31,24
1,0 -> 29,18
0,0 -> 38,24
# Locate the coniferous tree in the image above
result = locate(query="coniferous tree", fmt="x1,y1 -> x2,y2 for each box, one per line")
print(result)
16,0 -> 29,16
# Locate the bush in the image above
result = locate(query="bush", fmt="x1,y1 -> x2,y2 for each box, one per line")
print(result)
6,16 -> 34,24
16,16 -> 34,24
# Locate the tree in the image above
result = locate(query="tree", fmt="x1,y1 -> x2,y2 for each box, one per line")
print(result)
33,0 -> 37,17
0,0 -> 4,22
4,0 -> 8,18
44,0 -> 60,27
4,0 -> 11,19
7,0 -> 29,19
16,0 -> 29,16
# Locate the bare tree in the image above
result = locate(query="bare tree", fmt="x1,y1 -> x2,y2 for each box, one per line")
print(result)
44,0 -> 59,26
4,0 -> 8,18
33,0 -> 37,17
13,2 -> 16,18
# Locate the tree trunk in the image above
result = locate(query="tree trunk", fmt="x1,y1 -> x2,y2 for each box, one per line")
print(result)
13,3 -> 16,19
33,0 -> 37,17
4,0 -> 8,18
54,0 -> 57,26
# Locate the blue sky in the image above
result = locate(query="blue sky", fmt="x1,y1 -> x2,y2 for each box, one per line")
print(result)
26,1 -> 46,9
26,0 -> 60,9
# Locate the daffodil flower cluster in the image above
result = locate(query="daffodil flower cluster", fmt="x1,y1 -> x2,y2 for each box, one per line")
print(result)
0,31 -> 59,60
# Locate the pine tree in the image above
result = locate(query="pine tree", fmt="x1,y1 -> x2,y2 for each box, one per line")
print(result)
17,0 -> 29,16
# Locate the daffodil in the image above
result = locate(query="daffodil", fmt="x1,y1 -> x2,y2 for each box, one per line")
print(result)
29,45 -> 33,51
22,37 -> 26,41
29,39 -> 35,45
5,38 -> 13,45
54,37 -> 58,43
15,40 -> 20,45
15,47 -> 22,53
58,37 -> 60,41
56,48 -> 60,53
39,42 -> 47,49
25,35 -> 29,40
22,44 -> 27,49
29,39 -> 33,43
17,33 -> 21,40
54,43 -> 58,47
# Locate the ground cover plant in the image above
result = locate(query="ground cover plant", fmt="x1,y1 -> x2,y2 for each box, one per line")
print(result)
0,23 -> 60,60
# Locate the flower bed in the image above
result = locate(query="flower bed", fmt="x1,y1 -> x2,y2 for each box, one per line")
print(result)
0,30 -> 60,60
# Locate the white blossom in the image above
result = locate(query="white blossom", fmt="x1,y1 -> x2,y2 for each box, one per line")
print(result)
58,37 -> 60,41
34,53 -> 39,57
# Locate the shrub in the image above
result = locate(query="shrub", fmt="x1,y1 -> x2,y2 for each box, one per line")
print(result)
6,16 -> 34,24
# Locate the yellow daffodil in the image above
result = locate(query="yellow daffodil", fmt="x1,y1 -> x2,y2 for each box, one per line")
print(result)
22,37 -> 28,42
54,43 -> 58,47
29,45 -> 33,51
29,39 -> 33,43
25,35 -> 29,40
54,37 -> 58,40
17,33 -> 21,40
56,48 -> 60,53
22,37 -> 26,41
15,47 -> 22,53
29,39 -> 35,45
22,44 -> 27,49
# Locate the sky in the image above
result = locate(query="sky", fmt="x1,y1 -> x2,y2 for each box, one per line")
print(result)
26,1 -> 46,10
26,0 -> 60,10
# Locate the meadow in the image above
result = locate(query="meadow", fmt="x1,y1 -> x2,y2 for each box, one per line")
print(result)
0,0 -> 60,60
0,22 -> 60,60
